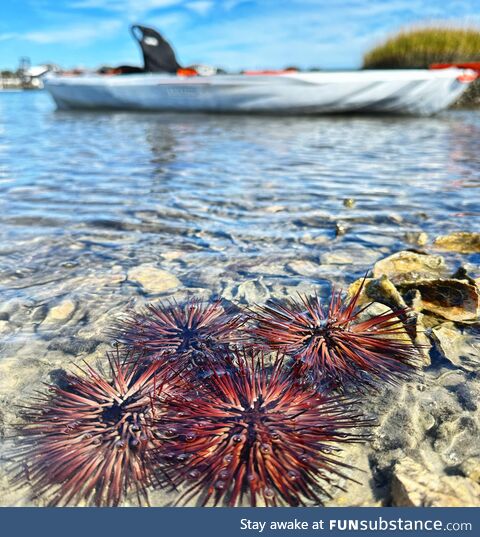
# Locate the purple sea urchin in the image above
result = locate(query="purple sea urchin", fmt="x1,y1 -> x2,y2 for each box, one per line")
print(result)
152,350 -> 372,506
249,285 -> 420,389
114,298 -> 244,372
14,351 -> 177,506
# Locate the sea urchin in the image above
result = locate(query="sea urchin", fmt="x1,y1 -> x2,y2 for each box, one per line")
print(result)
113,298 -> 244,372
14,350 -> 177,506
249,285 -> 420,389
152,350 -> 372,506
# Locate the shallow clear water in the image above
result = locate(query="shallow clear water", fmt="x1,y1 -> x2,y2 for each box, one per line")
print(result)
1,91 -> 479,302
0,90 -> 479,506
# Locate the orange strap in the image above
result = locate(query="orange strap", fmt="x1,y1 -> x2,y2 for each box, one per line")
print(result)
430,63 -> 480,83
177,68 -> 198,77
430,62 -> 480,72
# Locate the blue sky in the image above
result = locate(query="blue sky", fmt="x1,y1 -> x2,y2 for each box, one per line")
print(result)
1,1 -> 479,70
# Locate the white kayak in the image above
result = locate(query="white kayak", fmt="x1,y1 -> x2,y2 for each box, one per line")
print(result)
44,68 -> 476,115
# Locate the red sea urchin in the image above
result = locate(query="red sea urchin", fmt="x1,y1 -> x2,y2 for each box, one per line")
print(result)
249,285 -> 420,389
114,298 -> 244,372
13,350 -> 178,506
152,350 -> 372,507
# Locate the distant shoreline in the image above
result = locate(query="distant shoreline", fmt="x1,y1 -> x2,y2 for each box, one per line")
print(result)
0,76 -> 41,90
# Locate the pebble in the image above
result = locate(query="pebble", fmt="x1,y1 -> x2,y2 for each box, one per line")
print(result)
392,457 -> 480,507
161,251 -> 184,261
286,260 -> 320,277
320,252 -> 354,265
404,231 -> 428,247
431,323 -> 480,371
128,264 -> 181,294
301,233 -> 330,245
434,232 -> 480,254
44,299 -> 76,323
264,205 -> 285,213
335,222 -> 347,236
226,279 -> 269,304
460,458 -> 480,484
348,275 -> 407,310
373,251 -> 448,284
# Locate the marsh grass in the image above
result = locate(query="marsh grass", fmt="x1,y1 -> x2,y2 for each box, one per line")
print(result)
363,26 -> 480,106
363,26 -> 480,69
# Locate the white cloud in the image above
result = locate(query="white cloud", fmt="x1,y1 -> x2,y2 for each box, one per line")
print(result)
186,1 -> 213,16
6,19 -> 123,45
68,0 -> 183,17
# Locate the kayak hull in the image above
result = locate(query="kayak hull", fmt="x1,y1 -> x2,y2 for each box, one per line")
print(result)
44,69 -> 473,115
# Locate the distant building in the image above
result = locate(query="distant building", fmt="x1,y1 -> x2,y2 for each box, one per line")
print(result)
0,58 -> 59,90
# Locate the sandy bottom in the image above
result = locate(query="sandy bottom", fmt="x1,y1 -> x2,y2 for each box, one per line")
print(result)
0,253 -> 479,507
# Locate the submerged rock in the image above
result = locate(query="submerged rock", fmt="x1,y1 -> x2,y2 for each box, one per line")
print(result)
264,205 -> 285,213
434,232 -> 480,254
355,302 -> 409,340
128,264 -> 181,294
226,278 -> 269,304
348,275 -> 406,311
392,458 -> 480,507
301,233 -> 330,246
358,302 -> 430,367
400,279 -> 480,322
372,251 -> 479,321
409,312 -> 432,365
431,323 -> 480,371
44,299 -> 76,324
373,251 -> 447,284
348,276 -> 431,364
47,336 -> 103,356
0,320 -> 11,336
434,414 -> 479,468
451,266 -> 478,287
161,250 -> 185,261
334,222 -> 347,237
286,260 -> 320,277
403,288 -> 424,312
460,458 -> 480,484
320,251 -> 353,265
404,231 -> 428,247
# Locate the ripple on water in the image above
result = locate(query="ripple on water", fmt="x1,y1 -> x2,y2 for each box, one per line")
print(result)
0,91 -> 479,323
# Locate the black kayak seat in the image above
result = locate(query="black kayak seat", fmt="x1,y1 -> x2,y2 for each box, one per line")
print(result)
131,25 -> 182,73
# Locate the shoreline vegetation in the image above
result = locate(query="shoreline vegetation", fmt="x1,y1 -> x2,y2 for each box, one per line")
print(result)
363,25 -> 480,107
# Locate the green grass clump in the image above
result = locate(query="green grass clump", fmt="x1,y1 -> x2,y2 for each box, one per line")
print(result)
363,26 -> 480,107
363,26 -> 480,69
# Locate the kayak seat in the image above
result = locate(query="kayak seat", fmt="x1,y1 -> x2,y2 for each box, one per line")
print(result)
131,24 -> 182,74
